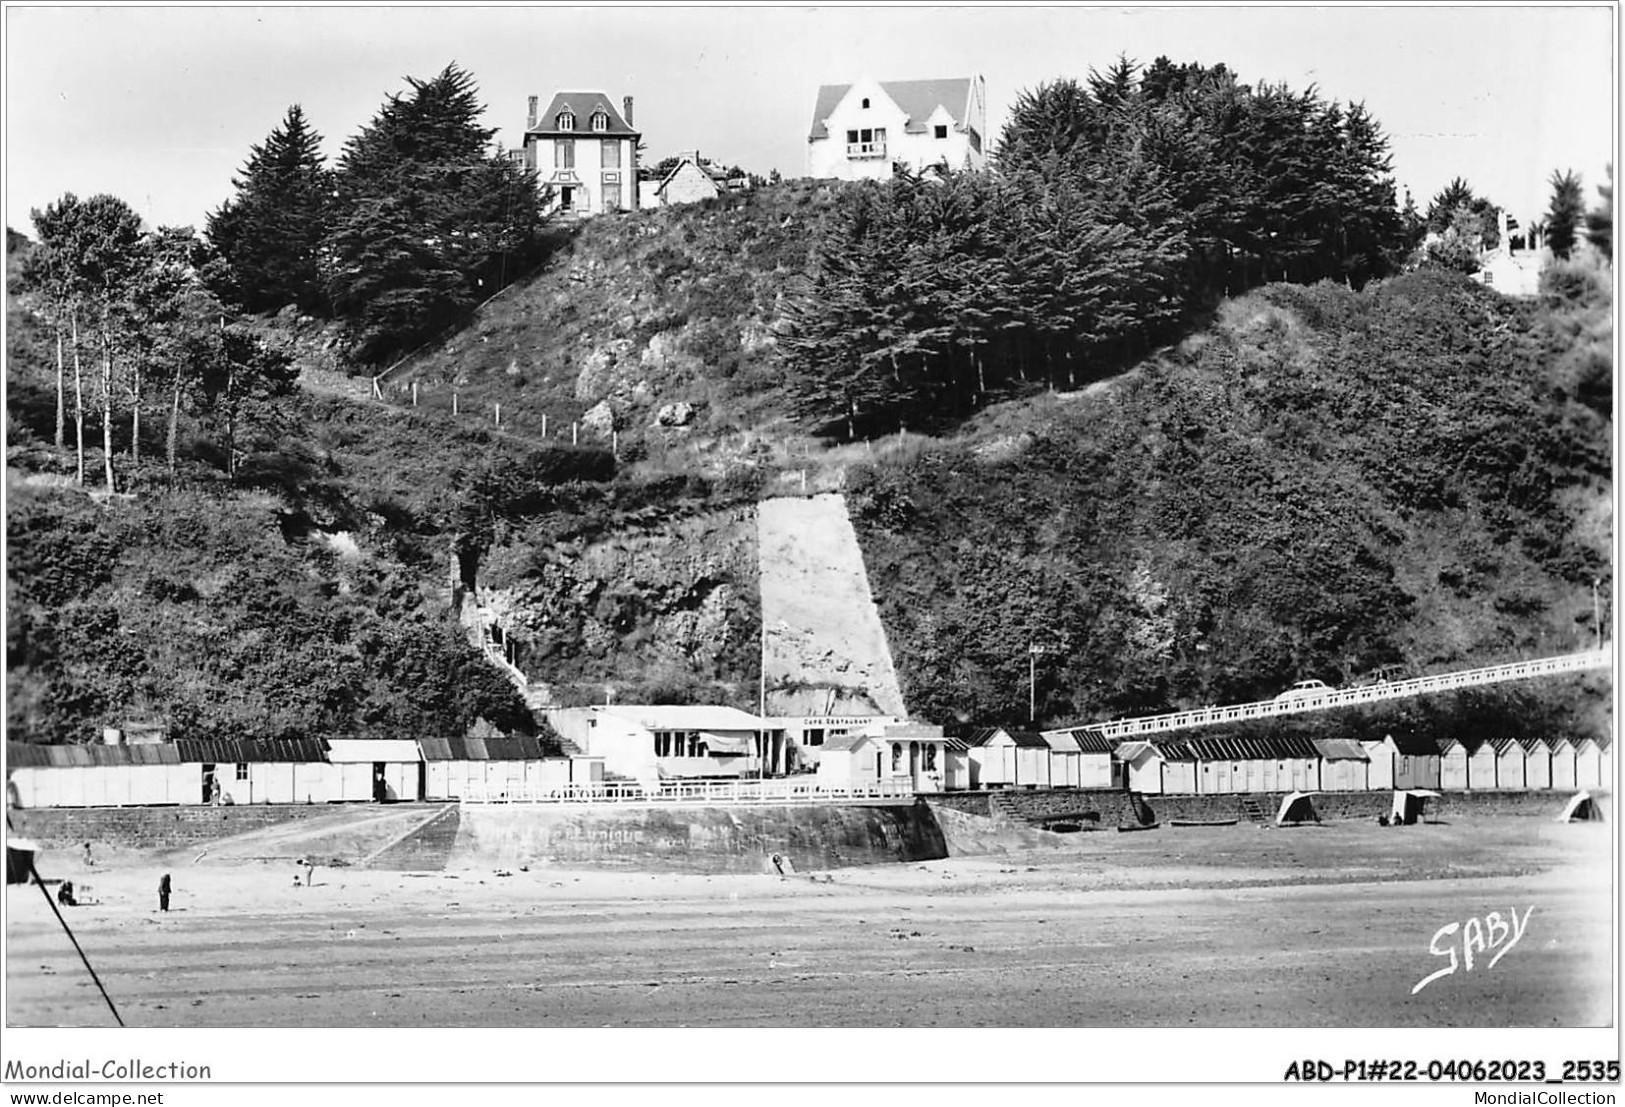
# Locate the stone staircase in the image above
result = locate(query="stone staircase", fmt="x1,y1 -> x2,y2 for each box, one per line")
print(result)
453,589 -> 584,755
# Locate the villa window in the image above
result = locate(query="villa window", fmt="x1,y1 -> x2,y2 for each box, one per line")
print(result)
924,745 -> 937,771
557,111 -> 576,131
602,140 -> 620,168
845,127 -> 886,158
591,111 -> 609,132
556,139 -> 575,169
934,124 -> 948,139
891,743 -> 902,772
861,97 -> 870,109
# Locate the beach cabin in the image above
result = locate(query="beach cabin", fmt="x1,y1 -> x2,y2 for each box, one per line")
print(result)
325,739 -> 424,803
1598,736 -> 1613,790
1573,737 -> 1605,789
1490,738 -> 1528,791
1010,730 -> 1052,788
963,728 -> 1017,789
814,732 -> 879,790
1314,739 -> 1371,792
1044,733 -> 1082,788
545,704 -> 768,785
1518,737 -> 1552,790
1466,739 -> 1500,790
1438,738 -> 1469,791
1115,740 -> 1197,795
1363,732 -> 1443,791
1362,737 -> 1395,791
943,738 -> 973,791
1548,737 -> 1577,790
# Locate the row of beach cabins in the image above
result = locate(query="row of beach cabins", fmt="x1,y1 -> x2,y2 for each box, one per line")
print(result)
4,728 -> 1614,810
4,737 -> 606,810
813,725 -> 1614,795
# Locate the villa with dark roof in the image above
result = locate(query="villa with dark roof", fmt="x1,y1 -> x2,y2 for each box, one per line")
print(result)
522,91 -> 640,216
806,76 -> 986,181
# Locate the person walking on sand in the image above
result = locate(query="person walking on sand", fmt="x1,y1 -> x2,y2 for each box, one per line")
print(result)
158,873 -> 171,912
82,842 -> 94,867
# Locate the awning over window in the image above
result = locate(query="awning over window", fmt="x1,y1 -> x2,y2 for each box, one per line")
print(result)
698,731 -> 755,755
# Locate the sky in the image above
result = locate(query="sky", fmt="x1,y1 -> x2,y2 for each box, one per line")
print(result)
1,4 -> 1617,237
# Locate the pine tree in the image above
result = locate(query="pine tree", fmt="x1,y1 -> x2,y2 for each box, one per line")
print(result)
1545,169 -> 1586,259
1426,178 -> 1500,250
206,105 -> 333,314
1585,163 -> 1612,261
323,63 -> 543,364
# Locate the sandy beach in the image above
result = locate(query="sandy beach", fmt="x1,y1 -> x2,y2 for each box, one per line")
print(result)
5,813 -> 1613,1028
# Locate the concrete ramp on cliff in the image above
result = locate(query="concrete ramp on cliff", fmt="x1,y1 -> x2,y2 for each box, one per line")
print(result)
757,494 -> 906,718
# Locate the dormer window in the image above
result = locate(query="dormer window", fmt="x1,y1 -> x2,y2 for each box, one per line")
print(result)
861,97 -> 870,109
557,111 -> 575,131
934,124 -> 948,139
591,111 -> 609,132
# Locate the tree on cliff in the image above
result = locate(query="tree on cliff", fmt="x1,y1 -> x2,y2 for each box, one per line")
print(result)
1585,163 -> 1612,261
191,324 -> 299,481
322,63 -> 545,364
206,105 -> 334,315
24,194 -> 146,491
1544,168 -> 1586,260
1425,177 -> 1501,250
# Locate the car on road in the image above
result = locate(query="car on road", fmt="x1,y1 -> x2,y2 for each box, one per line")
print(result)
1349,664 -> 1408,688
1274,679 -> 1334,702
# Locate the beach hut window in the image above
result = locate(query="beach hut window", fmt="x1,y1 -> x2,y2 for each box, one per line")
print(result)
235,763 -> 249,781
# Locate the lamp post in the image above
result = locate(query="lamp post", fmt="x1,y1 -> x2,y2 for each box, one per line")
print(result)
758,616 -> 767,781
1593,578 -> 1602,649
1028,641 -> 1044,724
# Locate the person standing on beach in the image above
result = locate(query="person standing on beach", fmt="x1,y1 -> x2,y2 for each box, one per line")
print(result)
158,873 -> 171,912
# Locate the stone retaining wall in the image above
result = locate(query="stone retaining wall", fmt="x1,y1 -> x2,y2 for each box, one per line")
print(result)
924,787 -> 1608,827
450,801 -> 946,873
9,803 -> 387,848
1137,789 -> 1603,824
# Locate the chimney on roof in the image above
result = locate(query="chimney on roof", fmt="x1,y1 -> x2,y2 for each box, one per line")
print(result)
623,96 -> 634,127
527,96 -> 538,130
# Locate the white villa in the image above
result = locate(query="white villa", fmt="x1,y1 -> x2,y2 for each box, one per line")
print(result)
544,704 -> 783,785
806,76 -> 987,181
523,91 -> 640,217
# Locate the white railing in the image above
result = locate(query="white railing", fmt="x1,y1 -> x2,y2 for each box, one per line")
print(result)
458,777 -> 915,806
846,141 -> 886,159
1051,648 -> 1612,743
